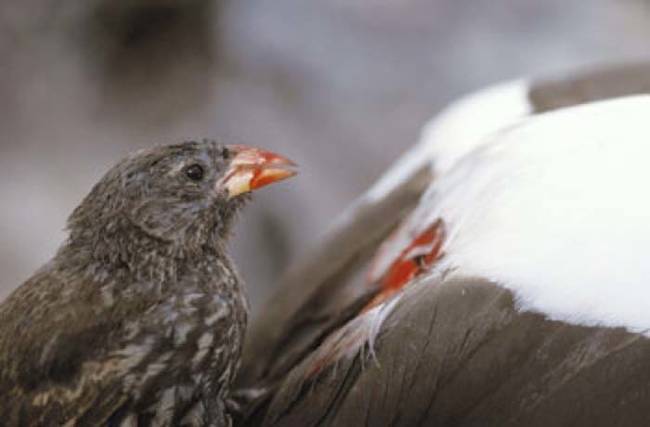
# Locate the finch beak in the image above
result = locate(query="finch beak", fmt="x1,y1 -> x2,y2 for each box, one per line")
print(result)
219,145 -> 297,198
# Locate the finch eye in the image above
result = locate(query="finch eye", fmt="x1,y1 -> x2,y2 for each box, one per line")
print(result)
184,164 -> 205,181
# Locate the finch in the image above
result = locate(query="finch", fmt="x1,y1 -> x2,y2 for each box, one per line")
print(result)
0,140 -> 296,426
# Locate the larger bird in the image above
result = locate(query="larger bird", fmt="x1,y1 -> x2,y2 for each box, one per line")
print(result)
0,141 -> 295,426
237,62 -> 650,426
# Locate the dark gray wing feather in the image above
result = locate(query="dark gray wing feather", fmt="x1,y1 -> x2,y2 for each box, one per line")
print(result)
0,267 -> 134,425
259,278 -> 650,427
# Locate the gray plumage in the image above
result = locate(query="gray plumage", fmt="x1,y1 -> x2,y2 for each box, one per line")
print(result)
0,141 -> 250,426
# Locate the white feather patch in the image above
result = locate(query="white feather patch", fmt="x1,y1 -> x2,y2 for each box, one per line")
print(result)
411,95 -> 650,332
364,79 -> 531,205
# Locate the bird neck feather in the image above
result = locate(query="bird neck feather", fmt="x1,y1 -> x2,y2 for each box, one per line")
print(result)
59,216 -> 229,289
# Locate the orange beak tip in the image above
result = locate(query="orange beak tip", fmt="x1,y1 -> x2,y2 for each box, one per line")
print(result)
250,168 -> 298,190
221,145 -> 297,198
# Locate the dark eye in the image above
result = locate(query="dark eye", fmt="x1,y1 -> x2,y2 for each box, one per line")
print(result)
222,147 -> 230,160
184,164 -> 205,181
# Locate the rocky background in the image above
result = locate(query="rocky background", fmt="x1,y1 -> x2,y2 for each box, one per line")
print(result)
1,0 -> 649,314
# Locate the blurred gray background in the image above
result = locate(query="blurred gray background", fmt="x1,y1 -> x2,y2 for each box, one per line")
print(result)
1,0 -> 649,315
